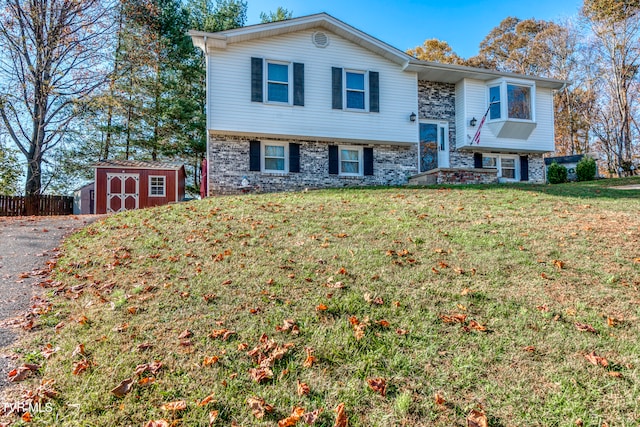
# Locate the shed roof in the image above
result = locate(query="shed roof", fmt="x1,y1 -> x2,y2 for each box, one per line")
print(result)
94,160 -> 184,170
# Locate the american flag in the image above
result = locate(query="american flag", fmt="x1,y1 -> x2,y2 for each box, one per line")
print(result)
471,109 -> 489,145
471,97 -> 495,145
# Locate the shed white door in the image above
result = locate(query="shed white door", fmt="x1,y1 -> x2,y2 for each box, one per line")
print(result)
107,173 -> 139,213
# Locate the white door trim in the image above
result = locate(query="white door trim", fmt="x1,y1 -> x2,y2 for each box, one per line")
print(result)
107,173 -> 140,213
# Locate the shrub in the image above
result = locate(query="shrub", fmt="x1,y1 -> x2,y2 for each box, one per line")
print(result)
576,156 -> 596,181
547,161 -> 567,184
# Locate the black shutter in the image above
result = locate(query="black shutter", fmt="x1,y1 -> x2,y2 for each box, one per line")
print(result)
328,145 -> 339,174
520,155 -> 529,181
249,140 -> 261,171
251,58 -> 263,102
363,147 -> 374,175
332,67 -> 343,110
289,143 -> 300,173
369,71 -> 379,113
293,63 -> 304,106
474,153 -> 483,169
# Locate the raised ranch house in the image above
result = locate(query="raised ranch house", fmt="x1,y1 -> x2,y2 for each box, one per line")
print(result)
189,13 -> 566,195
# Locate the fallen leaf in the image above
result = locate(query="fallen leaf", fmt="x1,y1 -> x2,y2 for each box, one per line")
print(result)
72,343 -> 85,357
137,342 -> 153,351
138,377 -> 155,386
468,320 -> 487,331
434,393 -> 445,405
334,402 -> 347,427
203,356 -> 219,367
278,406 -> 306,427
276,319 -> 300,335
584,351 -> 608,367
297,380 -> 310,396
302,408 -> 323,424
178,329 -> 192,339
608,371 -> 622,378
22,412 -> 32,422
143,421 -> 169,427
396,328 -> 409,335
247,396 -> 274,418
249,367 -> 273,383
209,329 -> 236,340
377,320 -> 390,328
208,410 -> 218,426
316,304 -> 328,311
42,343 -> 58,359
607,317 -> 619,327
303,347 -> 317,368
575,322 -> 597,333
198,393 -> 216,406
467,409 -> 488,427
161,400 -> 186,411
523,346 -> 536,353
203,294 -> 217,302
367,377 -> 386,396
72,359 -> 91,375
111,378 -> 134,397
8,364 -> 39,382
439,313 -> 467,324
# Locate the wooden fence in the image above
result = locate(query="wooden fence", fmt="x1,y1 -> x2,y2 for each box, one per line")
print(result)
0,195 -> 74,216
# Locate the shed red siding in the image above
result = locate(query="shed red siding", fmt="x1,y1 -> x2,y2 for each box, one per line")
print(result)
94,165 -> 185,214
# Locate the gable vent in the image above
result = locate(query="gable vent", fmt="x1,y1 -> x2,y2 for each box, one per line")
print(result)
312,31 -> 329,48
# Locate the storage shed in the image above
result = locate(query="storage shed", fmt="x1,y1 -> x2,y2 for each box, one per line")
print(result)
73,182 -> 95,215
94,160 -> 186,214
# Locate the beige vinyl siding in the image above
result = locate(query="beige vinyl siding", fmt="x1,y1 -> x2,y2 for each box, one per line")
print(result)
207,29 -> 418,144
457,79 -> 555,153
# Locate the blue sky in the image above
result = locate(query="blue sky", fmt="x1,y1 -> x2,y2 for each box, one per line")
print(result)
244,0 -> 583,58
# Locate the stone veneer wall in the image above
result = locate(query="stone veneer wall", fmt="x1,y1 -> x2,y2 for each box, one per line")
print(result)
208,135 -> 419,195
418,81 -> 456,146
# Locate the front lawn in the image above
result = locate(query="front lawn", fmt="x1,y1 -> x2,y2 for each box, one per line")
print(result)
3,178 -> 640,426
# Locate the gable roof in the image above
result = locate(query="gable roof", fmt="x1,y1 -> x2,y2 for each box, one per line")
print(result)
189,12 -> 568,90
94,160 -> 184,170
189,13 -> 413,67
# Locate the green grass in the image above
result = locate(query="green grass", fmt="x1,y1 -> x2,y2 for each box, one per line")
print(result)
3,178 -> 640,426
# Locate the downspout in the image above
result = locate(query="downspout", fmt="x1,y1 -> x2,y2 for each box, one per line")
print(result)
204,36 -> 211,198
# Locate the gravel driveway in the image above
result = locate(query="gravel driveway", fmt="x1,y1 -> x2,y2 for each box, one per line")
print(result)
0,215 -> 99,391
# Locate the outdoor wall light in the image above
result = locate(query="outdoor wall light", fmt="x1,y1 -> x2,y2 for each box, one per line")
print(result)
470,117 -> 477,127
410,112 -> 417,122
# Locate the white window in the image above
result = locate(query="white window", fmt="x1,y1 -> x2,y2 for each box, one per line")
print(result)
262,141 -> 288,173
507,84 -> 532,120
339,146 -> 363,176
482,154 -> 519,181
149,176 -> 166,197
489,86 -> 501,120
266,61 -> 290,104
501,157 -> 517,179
487,80 -> 535,122
345,70 -> 366,110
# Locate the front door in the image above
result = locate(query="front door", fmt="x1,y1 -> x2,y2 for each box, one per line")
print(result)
419,121 -> 449,172
107,173 -> 139,213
